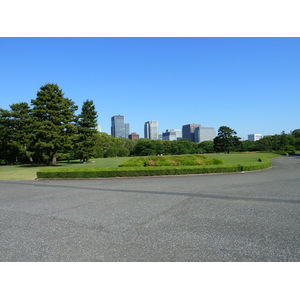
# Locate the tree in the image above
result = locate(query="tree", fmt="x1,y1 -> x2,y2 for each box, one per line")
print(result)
132,139 -> 158,156
197,140 -> 214,153
214,126 -> 240,153
291,129 -> 300,138
29,83 -> 78,165
0,103 -> 31,164
10,102 -> 32,161
171,139 -> 194,154
0,108 -> 17,164
238,140 -> 257,152
75,100 -> 98,162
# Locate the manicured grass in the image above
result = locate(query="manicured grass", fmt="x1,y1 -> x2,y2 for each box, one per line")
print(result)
0,153 -> 280,180
0,157 -> 131,180
204,152 -> 280,164
37,152 -> 280,179
0,165 -> 44,180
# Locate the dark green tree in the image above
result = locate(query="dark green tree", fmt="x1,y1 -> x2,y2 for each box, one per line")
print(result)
132,139 -> 158,156
29,83 -> 78,165
162,140 -> 172,155
197,140 -> 215,153
0,103 -> 31,164
214,126 -> 240,153
238,140 -> 257,152
0,108 -> 17,164
75,100 -> 98,162
291,129 -> 300,138
10,102 -> 32,162
171,139 -> 194,154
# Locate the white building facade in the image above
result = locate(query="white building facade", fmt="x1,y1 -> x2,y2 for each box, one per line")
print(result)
144,121 -> 159,140
248,134 -> 262,141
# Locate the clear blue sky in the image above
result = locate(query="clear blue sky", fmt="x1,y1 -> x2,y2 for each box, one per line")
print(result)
0,37 -> 299,140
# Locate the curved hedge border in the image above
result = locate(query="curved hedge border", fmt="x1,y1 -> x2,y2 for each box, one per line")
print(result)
36,158 -> 272,179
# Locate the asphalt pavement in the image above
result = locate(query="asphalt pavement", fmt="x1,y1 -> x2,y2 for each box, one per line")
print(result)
0,154 -> 299,261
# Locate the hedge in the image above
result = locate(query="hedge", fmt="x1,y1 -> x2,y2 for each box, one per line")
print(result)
36,159 -> 272,179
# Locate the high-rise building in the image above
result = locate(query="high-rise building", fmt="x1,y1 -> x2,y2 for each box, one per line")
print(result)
144,121 -> 159,140
194,126 -> 215,142
182,124 -> 200,142
248,134 -> 262,141
111,115 -> 130,138
162,129 -> 182,141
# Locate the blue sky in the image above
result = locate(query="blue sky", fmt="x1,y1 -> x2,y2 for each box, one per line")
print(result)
0,37 -> 299,140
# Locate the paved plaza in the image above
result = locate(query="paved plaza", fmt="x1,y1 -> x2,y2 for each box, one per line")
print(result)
0,155 -> 299,261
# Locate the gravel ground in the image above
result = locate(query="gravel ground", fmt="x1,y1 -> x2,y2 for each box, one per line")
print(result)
0,154 -> 299,261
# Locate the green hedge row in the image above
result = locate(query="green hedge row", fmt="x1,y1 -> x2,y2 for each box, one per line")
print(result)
36,159 -> 272,179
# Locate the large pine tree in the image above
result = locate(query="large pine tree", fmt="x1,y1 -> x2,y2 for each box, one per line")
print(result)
213,126 -> 241,153
75,100 -> 98,162
0,102 -> 31,164
29,83 -> 78,165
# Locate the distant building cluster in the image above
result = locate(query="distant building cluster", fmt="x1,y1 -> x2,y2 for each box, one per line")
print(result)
110,114 -> 262,143
162,129 -> 182,141
110,115 -> 216,143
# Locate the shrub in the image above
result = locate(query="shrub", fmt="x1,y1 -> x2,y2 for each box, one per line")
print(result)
118,154 -> 223,167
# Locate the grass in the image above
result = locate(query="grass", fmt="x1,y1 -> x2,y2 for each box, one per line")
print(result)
0,157 -> 130,180
0,153 -> 280,180
204,152 -> 280,164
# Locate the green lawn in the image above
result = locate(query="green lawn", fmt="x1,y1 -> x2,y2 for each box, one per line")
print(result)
204,152 -> 279,164
0,153 -> 279,180
0,157 -> 131,180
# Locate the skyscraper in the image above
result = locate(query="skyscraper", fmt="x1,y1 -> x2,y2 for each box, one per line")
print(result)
182,123 -> 200,142
144,121 -> 159,140
162,129 -> 182,141
194,126 -> 215,142
111,115 -> 130,138
248,134 -> 262,141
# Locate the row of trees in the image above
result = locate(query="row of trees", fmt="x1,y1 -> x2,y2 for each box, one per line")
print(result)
0,84 -> 98,165
127,128 -> 299,157
1,83 -> 299,164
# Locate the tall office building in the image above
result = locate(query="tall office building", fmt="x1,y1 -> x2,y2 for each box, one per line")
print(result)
182,123 -> 201,142
162,129 -> 182,141
144,121 -> 159,140
248,134 -> 262,141
194,126 -> 215,142
111,115 -> 130,138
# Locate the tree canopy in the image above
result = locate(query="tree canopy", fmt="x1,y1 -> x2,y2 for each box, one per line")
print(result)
214,126 -> 241,153
74,100 -> 98,162
29,83 -> 78,165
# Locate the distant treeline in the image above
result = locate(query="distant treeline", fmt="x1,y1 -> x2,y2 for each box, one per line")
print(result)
1,83 -> 299,165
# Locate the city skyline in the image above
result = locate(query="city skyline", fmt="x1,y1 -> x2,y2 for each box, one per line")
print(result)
0,38 -> 299,140
108,115 -> 264,142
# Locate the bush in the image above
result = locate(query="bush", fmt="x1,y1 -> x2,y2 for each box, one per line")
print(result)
118,154 -> 223,167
